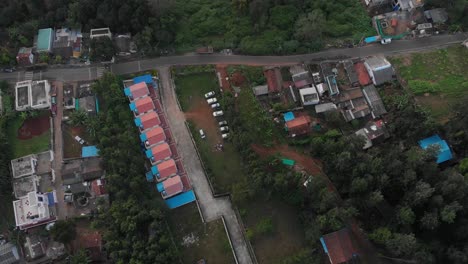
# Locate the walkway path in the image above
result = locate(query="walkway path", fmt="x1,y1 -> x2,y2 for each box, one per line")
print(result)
158,67 -> 254,264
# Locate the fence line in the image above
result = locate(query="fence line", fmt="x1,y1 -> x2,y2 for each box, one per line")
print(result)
221,216 -> 240,264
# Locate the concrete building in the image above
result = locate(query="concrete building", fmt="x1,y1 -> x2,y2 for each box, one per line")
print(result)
15,80 -> 51,111
124,81 -> 149,101
157,175 -> 184,199
134,111 -> 161,132
130,96 -> 155,116
16,47 -> 34,66
13,191 -> 56,230
364,56 -> 394,86
0,242 -> 20,264
299,87 -> 320,106
36,28 -> 54,53
11,154 -> 38,179
140,126 -> 166,148
146,143 -> 172,164
90,28 -> 112,39
52,28 -> 82,58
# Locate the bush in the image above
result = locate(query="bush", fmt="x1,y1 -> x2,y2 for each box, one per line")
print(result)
255,217 -> 274,235
408,80 -> 439,95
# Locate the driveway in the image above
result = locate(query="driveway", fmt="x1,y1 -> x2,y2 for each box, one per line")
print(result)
158,67 -> 254,264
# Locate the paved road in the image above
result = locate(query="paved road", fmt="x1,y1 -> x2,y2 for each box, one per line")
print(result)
0,34 -> 466,83
158,67 -> 253,264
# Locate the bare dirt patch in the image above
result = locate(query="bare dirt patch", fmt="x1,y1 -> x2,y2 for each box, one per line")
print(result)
230,71 -> 247,87
18,114 -> 50,140
185,98 -> 221,144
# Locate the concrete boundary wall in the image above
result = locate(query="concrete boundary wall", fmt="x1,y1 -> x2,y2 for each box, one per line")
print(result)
221,215 -> 240,264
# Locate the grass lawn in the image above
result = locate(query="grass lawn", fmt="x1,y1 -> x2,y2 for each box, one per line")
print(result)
390,46 -> 468,122
6,116 -> 50,158
239,198 -> 307,264
175,72 -> 220,112
0,195 -> 15,233
167,203 -> 235,264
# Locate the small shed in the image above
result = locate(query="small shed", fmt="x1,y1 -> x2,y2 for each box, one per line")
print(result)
283,112 -> 295,122
82,146 -> 99,158
419,135 -> 453,164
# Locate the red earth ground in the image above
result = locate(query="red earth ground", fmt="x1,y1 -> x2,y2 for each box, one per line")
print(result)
185,98 -> 222,144
215,65 -> 231,92
230,71 -> 247,87
17,114 -> 50,140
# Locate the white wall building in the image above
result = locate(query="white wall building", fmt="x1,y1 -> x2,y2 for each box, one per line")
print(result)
15,80 -> 51,111
299,87 -> 320,106
13,191 -> 55,230
90,28 -> 112,39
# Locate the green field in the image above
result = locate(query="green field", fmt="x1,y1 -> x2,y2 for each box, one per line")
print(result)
6,116 -> 50,158
390,46 -> 468,121
175,71 -> 220,112
167,203 -> 235,264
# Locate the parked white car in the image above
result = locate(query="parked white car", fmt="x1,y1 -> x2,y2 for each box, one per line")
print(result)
199,129 -> 206,139
207,97 -> 218,104
204,91 -> 216,98
380,38 -> 392,45
74,136 -> 85,145
211,103 -> 220,109
222,133 -> 229,139
218,121 -> 227,126
213,110 -> 224,117
220,126 -> 229,132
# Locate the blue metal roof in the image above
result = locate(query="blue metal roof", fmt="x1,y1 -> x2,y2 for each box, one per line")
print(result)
165,190 -> 196,209
151,166 -> 159,176
124,88 -> 131,96
37,28 -> 53,52
145,149 -> 153,158
82,146 -> 99,157
146,171 -> 154,182
129,102 -> 136,111
140,133 -> 147,142
156,182 -> 164,192
134,117 -> 142,127
284,112 -> 295,122
419,134 -> 453,164
47,192 -> 55,206
320,237 -> 328,254
133,75 -> 153,85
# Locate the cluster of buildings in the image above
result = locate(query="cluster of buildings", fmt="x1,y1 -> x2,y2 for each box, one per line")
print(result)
364,0 -> 449,42
16,27 -> 137,66
254,56 -> 393,148
14,80 -> 51,111
124,74 -> 195,209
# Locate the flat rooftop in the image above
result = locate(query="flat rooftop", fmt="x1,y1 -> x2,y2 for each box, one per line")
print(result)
13,176 -> 38,198
16,83 -> 30,109
11,154 -> 37,178
13,192 -> 52,229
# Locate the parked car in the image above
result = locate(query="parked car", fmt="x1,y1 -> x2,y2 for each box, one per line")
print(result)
204,91 -> 215,98
51,96 -> 57,105
211,103 -> 220,109
220,126 -> 229,132
218,121 -> 228,126
213,110 -> 223,117
222,133 -> 229,139
199,129 -> 206,139
3,67 -> 15,73
380,38 -> 392,45
74,136 -> 85,145
207,97 -> 218,104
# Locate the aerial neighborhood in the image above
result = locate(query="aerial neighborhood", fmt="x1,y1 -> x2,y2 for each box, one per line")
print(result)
0,0 -> 467,263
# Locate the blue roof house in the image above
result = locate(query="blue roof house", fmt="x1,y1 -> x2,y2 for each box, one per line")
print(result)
37,28 -> 54,53
419,135 -> 453,164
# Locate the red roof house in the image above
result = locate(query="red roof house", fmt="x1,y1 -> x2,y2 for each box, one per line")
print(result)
320,228 -> 359,264
16,47 -> 34,66
143,126 -> 166,147
354,62 -> 371,86
148,143 -> 172,163
129,82 -> 149,99
161,175 -> 184,198
139,111 -> 161,131
134,97 -> 154,115
91,179 -> 106,196
264,69 -> 280,93
286,116 -> 312,136
157,159 -> 177,180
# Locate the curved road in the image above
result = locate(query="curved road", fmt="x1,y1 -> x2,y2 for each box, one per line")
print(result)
0,34 -> 466,83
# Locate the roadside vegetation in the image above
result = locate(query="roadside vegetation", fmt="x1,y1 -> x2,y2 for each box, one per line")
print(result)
390,46 -> 468,121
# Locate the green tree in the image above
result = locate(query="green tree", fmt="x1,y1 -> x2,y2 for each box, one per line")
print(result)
70,249 -> 91,264
89,38 -> 115,62
440,202 -> 462,224
420,211 -> 439,230
369,227 -> 392,245
398,206 -> 416,226
49,220 -> 77,244
69,109 -> 88,126
385,233 -> 417,257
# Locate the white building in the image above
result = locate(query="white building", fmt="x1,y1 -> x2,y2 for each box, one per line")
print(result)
13,191 -> 55,230
299,87 -> 320,106
11,154 -> 38,179
364,57 -> 394,86
90,28 -> 112,40
15,80 -> 51,111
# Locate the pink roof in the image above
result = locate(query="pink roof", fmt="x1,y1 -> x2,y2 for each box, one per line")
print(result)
157,159 -> 177,179
150,143 -> 171,162
135,97 -> 154,114
146,127 -> 166,146
162,175 -> 183,196
354,62 -> 371,86
265,69 -> 279,93
140,112 -> 160,129
129,82 -> 149,99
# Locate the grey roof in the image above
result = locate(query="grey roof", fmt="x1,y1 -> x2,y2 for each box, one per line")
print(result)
0,243 -> 20,264
362,85 -> 387,117
365,56 -> 391,70
65,182 -> 89,194
115,36 -> 131,53
253,85 -> 269,96
344,60 -> 359,85
315,103 -> 337,113
365,57 -> 394,85
424,8 -> 448,23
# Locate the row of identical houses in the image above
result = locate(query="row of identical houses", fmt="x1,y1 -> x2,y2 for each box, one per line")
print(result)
124,74 -> 196,209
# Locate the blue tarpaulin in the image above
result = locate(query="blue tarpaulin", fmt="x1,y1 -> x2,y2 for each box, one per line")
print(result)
82,146 -> 99,157
364,36 -> 380,43
165,190 -> 196,209
124,88 -> 131,96
140,133 -> 147,142
419,135 -> 453,164
320,237 -> 328,254
284,112 -> 295,122
47,192 -> 55,206
133,75 -> 153,85
134,117 -> 142,127
156,182 -> 164,192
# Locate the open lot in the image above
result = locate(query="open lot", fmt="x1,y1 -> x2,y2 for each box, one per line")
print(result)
63,124 -> 94,159
167,203 -> 235,264
175,70 -> 307,262
6,113 -> 50,158
390,46 -> 468,122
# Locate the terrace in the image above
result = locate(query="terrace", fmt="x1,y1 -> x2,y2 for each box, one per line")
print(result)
13,175 -> 38,198
11,154 -> 37,179
15,82 -> 30,111
15,80 -> 51,111
13,191 -> 56,230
